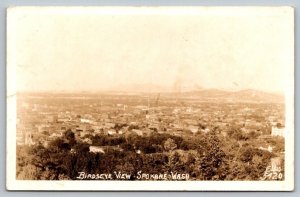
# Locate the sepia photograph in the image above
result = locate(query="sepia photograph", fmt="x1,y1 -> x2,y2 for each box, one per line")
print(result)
6,6 -> 294,191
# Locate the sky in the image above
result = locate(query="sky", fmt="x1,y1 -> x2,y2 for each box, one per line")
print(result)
8,7 -> 294,94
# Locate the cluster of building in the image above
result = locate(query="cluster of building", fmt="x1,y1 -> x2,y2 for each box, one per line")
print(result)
16,94 -> 285,149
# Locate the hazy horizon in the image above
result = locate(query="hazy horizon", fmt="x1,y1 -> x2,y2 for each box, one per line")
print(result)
9,7 -> 293,95
16,86 -> 284,96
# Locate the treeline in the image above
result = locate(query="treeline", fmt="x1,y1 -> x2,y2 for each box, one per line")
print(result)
16,129 -> 281,180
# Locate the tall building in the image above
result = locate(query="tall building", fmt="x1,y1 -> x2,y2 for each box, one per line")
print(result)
271,126 -> 285,137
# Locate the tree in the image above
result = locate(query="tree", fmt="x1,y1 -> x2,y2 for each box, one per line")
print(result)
199,135 -> 227,180
164,138 -> 177,152
64,129 -> 76,146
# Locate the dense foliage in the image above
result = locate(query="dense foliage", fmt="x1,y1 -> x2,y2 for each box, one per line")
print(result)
16,129 -> 283,180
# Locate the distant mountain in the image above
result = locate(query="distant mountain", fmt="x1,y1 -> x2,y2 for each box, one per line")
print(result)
19,87 -> 284,103
73,88 -> 284,103
108,83 -> 171,93
163,89 -> 284,103
231,89 -> 284,103
108,83 -> 205,93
